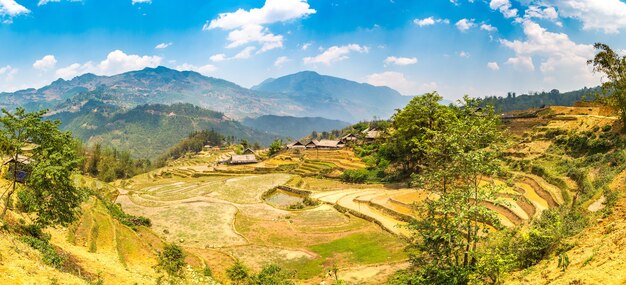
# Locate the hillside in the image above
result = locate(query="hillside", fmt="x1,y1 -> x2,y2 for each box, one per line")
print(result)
252,71 -> 412,122
481,87 -> 599,113
241,115 -> 350,139
1,67 -> 410,122
48,101 -> 278,158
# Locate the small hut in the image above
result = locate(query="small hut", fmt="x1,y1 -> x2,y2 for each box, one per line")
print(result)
242,148 -> 256,155
229,154 -> 257,165
287,141 -> 305,149
317,140 -> 341,149
2,155 -> 34,183
340,133 -> 357,143
305,140 -> 319,149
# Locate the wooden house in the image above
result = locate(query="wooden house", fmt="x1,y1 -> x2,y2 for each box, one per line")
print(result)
287,141 -> 305,149
316,139 -> 342,149
229,154 -> 257,164
305,140 -> 319,148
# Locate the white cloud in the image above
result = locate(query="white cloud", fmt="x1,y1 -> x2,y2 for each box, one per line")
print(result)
455,18 -> 475,32
301,42 -> 312,50
37,0 -> 81,6
233,46 -> 256,60
155,42 -> 172,49
303,44 -> 368,65
365,71 -> 415,95
225,24 -> 283,52
500,19 -> 598,89
458,51 -> 470,58
205,0 -> 315,30
210,53 -> 227,62
0,0 -> 29,17
33,55 -> 57,71
480,23 -> 497,32
505,56 -> 535,71
414,16 -> 449,27
132,0 -> 151,4
55,50 -> 162,79
547,0 -> 626,33
274,56 -> 289,67
489,0 -> 518,18
0,65 -> 17,80
487,62 -> 500,70
384,56 -> 417,66
524,5 -> 558,21
204,0 -> 315,55
175,63 -> 216,75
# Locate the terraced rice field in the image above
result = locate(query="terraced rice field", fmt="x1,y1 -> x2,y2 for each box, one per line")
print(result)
115,163 -> 407,283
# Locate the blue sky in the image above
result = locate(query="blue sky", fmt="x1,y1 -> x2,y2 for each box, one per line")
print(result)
1,0 -> 626,100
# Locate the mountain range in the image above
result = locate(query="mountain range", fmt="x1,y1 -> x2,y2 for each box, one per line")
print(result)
48,101 -> 278,159
1,66 -> 411,122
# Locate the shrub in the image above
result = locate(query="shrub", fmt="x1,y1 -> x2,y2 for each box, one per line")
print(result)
341,169 -> 369,183
20,235 -> 65,269
251,264 -> 295,285
226,260 -> 250,285
302,197 -> 319,207
156,243 -> 186,277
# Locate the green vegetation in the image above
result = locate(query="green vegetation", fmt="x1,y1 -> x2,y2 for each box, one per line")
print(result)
588,43 -> 626,130
156,243 -> 186,277
0,107 -> 83,226
156,129 -> 224,166
394,94 -> 504,284
49,101 -> 277,159
480,88 -> 597,113
81,143 -> 152,182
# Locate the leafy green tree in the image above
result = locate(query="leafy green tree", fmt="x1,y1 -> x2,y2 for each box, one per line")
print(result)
405,97 -> 505,284
588,43 -> 626,130
383,92 -> 450,177
268,139 -> 283,157
0,108 -> 82,226
226,260 -> 250,285
156,243 -> 186,278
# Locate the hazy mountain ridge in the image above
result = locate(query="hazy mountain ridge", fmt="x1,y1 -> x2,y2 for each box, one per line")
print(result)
242,115 -> 350,139
252,71 -> 412,122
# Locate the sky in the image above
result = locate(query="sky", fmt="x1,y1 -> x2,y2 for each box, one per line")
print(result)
1,0 -> 626,100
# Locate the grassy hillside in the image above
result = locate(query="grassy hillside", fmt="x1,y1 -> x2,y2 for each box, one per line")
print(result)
48,101 -> 279,159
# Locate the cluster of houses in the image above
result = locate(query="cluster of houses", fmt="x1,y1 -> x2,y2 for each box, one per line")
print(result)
224,128 -> 383,165
286,128 -> 381,150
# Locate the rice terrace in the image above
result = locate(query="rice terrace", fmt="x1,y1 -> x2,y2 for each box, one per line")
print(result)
3,1 -> 626,284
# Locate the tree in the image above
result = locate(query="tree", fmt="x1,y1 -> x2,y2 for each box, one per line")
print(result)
156,243 -> 186,278
588,43 -> 626,130
382,92 -> 450,177
405,97 -> 505,284
226,260 -> 250,285
0,108 -> 82,226
268,139 -> 283,157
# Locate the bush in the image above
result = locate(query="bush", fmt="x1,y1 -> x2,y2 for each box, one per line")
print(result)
20,235 -> 65,269
226,260 -> 250,285
156,243 -> 186,277
341,169 -> 369,183
302,197 -> 319,207
251,264 -> 295,285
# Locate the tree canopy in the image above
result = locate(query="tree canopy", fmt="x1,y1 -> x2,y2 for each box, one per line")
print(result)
0,107 -> 82,226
